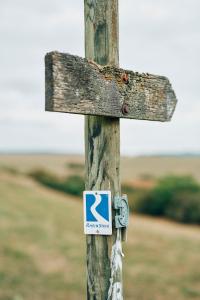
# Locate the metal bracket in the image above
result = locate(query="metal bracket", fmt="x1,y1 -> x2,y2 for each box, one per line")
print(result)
114,194 -> 129,229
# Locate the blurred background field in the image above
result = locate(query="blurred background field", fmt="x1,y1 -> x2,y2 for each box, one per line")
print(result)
0,154 -> 200,300
1,154 -> 200,181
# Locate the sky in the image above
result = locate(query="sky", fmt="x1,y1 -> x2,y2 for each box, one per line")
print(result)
0,0 -> 199,155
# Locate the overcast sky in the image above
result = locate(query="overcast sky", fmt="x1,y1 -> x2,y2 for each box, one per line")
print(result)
0,0 -> 199,155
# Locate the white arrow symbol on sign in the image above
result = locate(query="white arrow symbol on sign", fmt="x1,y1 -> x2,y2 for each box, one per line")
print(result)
90,194 -> 109,224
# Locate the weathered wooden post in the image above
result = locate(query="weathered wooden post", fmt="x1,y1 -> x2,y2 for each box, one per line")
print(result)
84,1 -> 122,299
45,1 -> 177,299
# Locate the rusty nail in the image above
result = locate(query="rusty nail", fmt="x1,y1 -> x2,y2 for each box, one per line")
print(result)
122,103 -> 129,114
121,73 -> 129,84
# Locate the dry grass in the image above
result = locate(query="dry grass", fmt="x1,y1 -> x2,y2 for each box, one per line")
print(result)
0,171 -> 200,299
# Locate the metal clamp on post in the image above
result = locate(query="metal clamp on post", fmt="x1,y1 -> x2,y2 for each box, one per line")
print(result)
114,194 -> 129,229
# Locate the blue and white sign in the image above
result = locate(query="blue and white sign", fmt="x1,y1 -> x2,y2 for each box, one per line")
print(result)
83,191 -> 112,235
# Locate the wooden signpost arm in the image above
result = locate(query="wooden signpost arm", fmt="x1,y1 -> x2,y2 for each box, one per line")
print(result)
45,52 -> 177,122
84,0 -> 122,299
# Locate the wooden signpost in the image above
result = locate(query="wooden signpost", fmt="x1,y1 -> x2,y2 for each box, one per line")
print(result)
45,0 -> 177,299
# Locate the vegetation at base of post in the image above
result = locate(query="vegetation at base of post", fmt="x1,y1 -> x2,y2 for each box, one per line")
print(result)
28,168 -> 200,225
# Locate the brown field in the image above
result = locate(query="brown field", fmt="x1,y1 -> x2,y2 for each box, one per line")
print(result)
0,154 -> 200,182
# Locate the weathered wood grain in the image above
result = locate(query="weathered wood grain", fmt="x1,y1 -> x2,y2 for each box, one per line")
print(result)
84,0 -> 122,299
45,51 -> 177,122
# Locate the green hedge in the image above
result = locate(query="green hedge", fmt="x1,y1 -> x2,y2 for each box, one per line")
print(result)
133,175 -> 200,224
166,191 -> 200,224
29,169 -> 84,197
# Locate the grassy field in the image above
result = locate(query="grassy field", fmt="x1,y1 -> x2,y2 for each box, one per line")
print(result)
0,169 -> 200,299
1,154 -> 200,182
